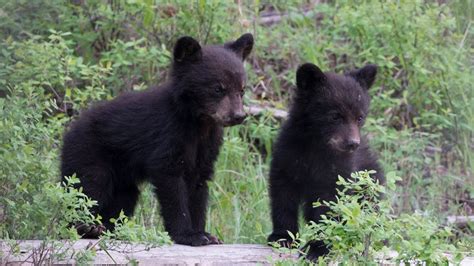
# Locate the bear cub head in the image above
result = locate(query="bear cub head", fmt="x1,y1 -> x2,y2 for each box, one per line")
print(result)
294,63 -> 378,154
170,33 -> 254,127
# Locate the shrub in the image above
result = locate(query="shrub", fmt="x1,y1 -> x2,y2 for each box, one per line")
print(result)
297,171 -> 465,264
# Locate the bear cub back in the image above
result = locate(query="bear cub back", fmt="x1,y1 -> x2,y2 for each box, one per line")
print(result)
268,63 -> 384,260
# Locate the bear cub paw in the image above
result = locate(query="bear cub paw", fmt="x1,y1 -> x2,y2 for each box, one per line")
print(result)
172,231 -> 222,246
267,232 -> 299,248
303,240 -> 330,262
75,223 -> 106,239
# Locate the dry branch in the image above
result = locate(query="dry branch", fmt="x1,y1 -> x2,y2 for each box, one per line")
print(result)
245,105 -> 288,120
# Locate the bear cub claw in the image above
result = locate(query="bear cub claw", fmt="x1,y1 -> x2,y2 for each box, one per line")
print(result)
267,232 -> 299,248
202,232 -> 223,244
172,232 -> 222,246
75,223 -> 106,239
303,240 -> 330,262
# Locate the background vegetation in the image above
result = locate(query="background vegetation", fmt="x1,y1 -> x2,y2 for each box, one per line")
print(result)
0,0 -> 472,259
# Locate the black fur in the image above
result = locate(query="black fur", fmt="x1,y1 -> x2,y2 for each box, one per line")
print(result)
61,34 -> 254,246
267,63 -> 384,259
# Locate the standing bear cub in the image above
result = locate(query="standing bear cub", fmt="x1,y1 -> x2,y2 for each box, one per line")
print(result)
61,34 -> 254,246
268,63 -> 384,259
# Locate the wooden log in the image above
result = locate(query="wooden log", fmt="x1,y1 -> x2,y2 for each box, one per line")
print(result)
2,240 -> 474,265
0,240 -> 297,265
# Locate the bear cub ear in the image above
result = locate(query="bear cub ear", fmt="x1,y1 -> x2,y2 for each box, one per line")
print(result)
173,36 -> 202,63
225,33 -> 254,61
349,64 -> 377,90
296,63 -> 326,92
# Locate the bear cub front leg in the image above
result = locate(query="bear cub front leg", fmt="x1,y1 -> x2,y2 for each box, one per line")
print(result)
189,181 -> 222,244
153,176 -> 216,246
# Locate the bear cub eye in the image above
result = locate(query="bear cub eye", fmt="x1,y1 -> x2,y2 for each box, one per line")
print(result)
214,86 -> 226,95
357,116 -> 364,124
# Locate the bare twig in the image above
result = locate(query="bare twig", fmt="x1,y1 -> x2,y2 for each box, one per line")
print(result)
245,105 -> 288,120
258,9 -> 315,26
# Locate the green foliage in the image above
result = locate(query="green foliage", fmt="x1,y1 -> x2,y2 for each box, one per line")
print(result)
100,38 -> 171,93
208,125 -> 274,243
1,174 -> 98,240
0,33 -> 112,240
102,211 -> 172,246
0,32 -> 111,103
0,0 -> 74,39
298,171 -> 464,264
0,69 -> 97,241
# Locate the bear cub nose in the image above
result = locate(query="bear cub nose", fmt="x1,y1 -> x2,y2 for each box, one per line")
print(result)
345,139 -> 360,152
231,111 -> 247,125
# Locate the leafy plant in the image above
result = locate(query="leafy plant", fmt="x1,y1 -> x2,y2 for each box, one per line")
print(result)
102,211 -> 172,247
296,171 -> 465,264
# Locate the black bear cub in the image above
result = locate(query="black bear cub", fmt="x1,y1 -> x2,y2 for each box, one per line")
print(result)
61,34 -> 254,246
267,63 -> 384,259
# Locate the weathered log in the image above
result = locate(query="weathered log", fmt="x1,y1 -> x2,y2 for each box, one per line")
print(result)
2,240 -> 474,265
0,240 -> 297,265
